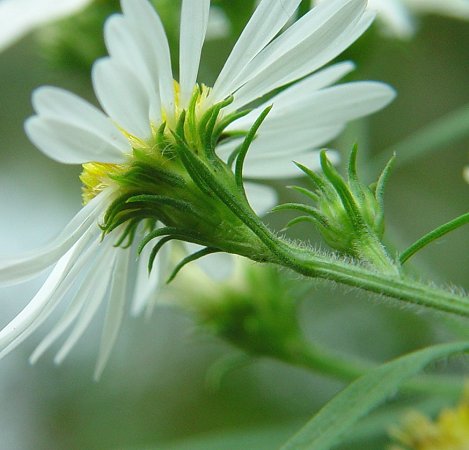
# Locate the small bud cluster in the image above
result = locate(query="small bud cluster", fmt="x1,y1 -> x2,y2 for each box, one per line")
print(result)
177,259 -> 303,359
276,147 -> 398,272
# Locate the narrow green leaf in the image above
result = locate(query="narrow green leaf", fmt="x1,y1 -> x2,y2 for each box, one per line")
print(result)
175,109 -> 187,141
172,131 -> 214,197
105,209 -> 160,234
319,151 -> 364,231
127,194 -> 199,216
374,153 -> 396,214
113,218 -> 139,249
347,144 -> 360,186
212,109 -> 251,143
199,96 -> 234,149
166,247 -> 220,283
280,341 -> 469,450
137,227 -> 179,254
235,105 -> 272,193
283,215 -> 327,232
287,185 -> 319,203
273,203 -> 329,229
347,144 -> 366,202
399,212 -> 469,264
148,236 -> 174,273
156,121 -> 168,150
294,161 -> 328,192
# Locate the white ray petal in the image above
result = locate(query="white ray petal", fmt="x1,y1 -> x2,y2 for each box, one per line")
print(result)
230,7 -> 373,111
179,0 -> 210,108
253,124 -> 345,156
25,116 -> 128,164
0,190 -> 111,286
227,61 -> 355,131
27,231 -> 121,365
104,14 -> 162,124
264,82 -> 396,128
244,182 -> 278,216
131,234 -> 167,317
0,228 -> 101,360
54,242 -> 117,364
210,0 -> 302,102
260,61 -> 356,111
94,247 -> 131,380
228,0 -> 363,102
217,123 -> 345,169
121,0 -> 174,114
31,86 -> 130,153
92,57 -> 152,141
242,149 -> 340,179
0,0 -> 92,52
29,280 -> 90,364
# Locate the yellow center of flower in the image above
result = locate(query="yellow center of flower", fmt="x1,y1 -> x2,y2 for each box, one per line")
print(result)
390,386 -> 469,450
79,83 -> 217,204
80,162 -> 125,204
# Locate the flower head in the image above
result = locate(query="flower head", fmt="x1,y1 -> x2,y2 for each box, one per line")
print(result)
0,0 -> 394,377
389,386 -> 469,450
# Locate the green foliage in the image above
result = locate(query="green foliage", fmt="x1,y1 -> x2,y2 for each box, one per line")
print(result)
275,147 -> 398,273
281,341 -> 469,450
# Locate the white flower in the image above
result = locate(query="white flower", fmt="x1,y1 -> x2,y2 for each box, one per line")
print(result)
314,0 -> 469,38
0,0 -> 230,54
0,0 -> 394,378
0,0 -> 93,52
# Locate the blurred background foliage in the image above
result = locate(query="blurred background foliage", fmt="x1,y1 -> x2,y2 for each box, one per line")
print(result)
0,1 -> 468,449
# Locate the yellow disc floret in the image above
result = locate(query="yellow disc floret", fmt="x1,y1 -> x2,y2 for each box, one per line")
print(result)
79,83 -> 220,205
80,162 -> 125,204
389,386 -> 469,450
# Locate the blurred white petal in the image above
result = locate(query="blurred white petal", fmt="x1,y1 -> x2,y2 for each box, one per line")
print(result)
121,0 -> 174,114
0,0 -> 92,51
92,57 -> 152,141
179,0 -> 210,107
211,0 -> 301,102
0,191 -> 110,286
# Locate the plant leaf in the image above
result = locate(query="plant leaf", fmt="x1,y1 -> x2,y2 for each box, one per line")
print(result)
280,341 -> 469,450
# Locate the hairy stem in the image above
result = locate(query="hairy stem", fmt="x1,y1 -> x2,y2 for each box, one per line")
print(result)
273,243 -> 469,319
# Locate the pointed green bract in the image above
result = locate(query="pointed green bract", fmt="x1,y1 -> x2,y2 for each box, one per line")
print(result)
84,88 -> 274,281
277,147 -> 398,273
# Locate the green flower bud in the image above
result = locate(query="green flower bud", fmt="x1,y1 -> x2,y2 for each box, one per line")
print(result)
168,254 -> 303,359
276,146 -> 398,273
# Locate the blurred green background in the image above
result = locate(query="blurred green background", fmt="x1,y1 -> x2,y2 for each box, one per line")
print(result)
0,2 -> 468,449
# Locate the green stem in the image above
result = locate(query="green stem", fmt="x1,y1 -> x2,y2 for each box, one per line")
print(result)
210,181 -> 469,319
399,212 -> 469,264
278,338 -> 461,396
273,244 -> 469,319
191,156 -> 469,321
354,232 -> 400,275
280,338 -> 371,381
